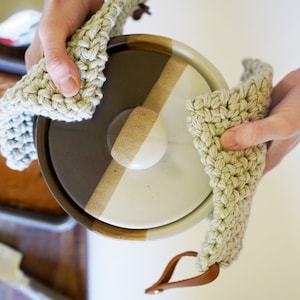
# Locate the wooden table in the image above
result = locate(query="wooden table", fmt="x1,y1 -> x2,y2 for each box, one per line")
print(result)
0,221 -> 87,300
0,71 -> 87,300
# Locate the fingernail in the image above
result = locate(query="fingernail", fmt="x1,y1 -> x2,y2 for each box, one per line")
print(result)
59,76 -> 78,97
221,130 -> 238,149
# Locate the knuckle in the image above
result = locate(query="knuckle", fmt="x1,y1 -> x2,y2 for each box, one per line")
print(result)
283,69 -> 300,88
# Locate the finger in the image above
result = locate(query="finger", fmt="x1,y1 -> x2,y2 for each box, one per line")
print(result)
221,114 -> 294,150
43,40 -> 80,97
38,1 -> 82,97
263,136 -> 300,174
271,68 -> 300,109
24,31 -> 44,71
25,28 -> 80,97
271,76 -> 290,109
39,24 -> 80,97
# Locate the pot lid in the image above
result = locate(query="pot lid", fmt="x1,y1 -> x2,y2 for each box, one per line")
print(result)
36,34 -> 227,232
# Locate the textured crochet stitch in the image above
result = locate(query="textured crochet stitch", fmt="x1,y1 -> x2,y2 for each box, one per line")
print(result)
186,59 -> 273,272
0,0 -> 273,276
0,0 -> 146,170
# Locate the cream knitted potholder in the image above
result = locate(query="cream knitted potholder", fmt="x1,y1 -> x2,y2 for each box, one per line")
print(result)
146,60 -> 273,294
186,59 -> 273,272
0,0 -> 146,171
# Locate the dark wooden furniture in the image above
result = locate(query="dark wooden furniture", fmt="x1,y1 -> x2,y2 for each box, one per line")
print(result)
0,71 -> 87,300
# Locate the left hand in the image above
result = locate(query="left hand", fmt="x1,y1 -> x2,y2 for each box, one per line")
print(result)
25,0 -> 104,97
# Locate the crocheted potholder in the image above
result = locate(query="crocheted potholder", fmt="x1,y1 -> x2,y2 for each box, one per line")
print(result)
146,60 -> 273,294
0,0 -> 146,171
186,59 -> 273,272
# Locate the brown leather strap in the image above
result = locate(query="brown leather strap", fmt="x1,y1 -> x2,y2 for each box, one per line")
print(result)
145,251 -> 220,294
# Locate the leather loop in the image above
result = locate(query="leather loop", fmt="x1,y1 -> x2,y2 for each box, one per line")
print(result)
145,251 -> 220,294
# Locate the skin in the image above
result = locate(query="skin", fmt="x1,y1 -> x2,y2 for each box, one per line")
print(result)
221,69 -> 300,174
25,0 -> 104,97
25,0 -> 300,174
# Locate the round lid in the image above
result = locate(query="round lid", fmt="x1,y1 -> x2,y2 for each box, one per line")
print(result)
36,34 -> 227,237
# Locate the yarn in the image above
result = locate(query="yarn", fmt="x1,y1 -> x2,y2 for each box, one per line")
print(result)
186,59 -> 273,272
0,0 -> 146,171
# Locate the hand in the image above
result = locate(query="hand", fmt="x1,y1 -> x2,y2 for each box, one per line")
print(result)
221,68 -> 300,174
25,0 -> 104,97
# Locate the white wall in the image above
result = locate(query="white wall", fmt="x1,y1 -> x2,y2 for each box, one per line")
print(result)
88,1 -> 300,299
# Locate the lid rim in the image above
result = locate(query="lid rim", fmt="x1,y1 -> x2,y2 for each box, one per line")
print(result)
36,33 -> 228,240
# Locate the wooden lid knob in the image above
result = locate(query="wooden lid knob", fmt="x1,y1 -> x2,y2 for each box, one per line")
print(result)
111,106 -> 168,169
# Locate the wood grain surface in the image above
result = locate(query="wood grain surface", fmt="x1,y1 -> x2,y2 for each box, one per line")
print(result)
0,71 -> 64,214
0,221 -> 87,300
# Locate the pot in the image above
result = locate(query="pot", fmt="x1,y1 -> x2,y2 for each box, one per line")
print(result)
35,34 -> 227,240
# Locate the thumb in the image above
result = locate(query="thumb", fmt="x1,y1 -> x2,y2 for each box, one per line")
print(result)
38,9 -> 81,98
221,115 -> 288,150
42,40 -> 80,97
